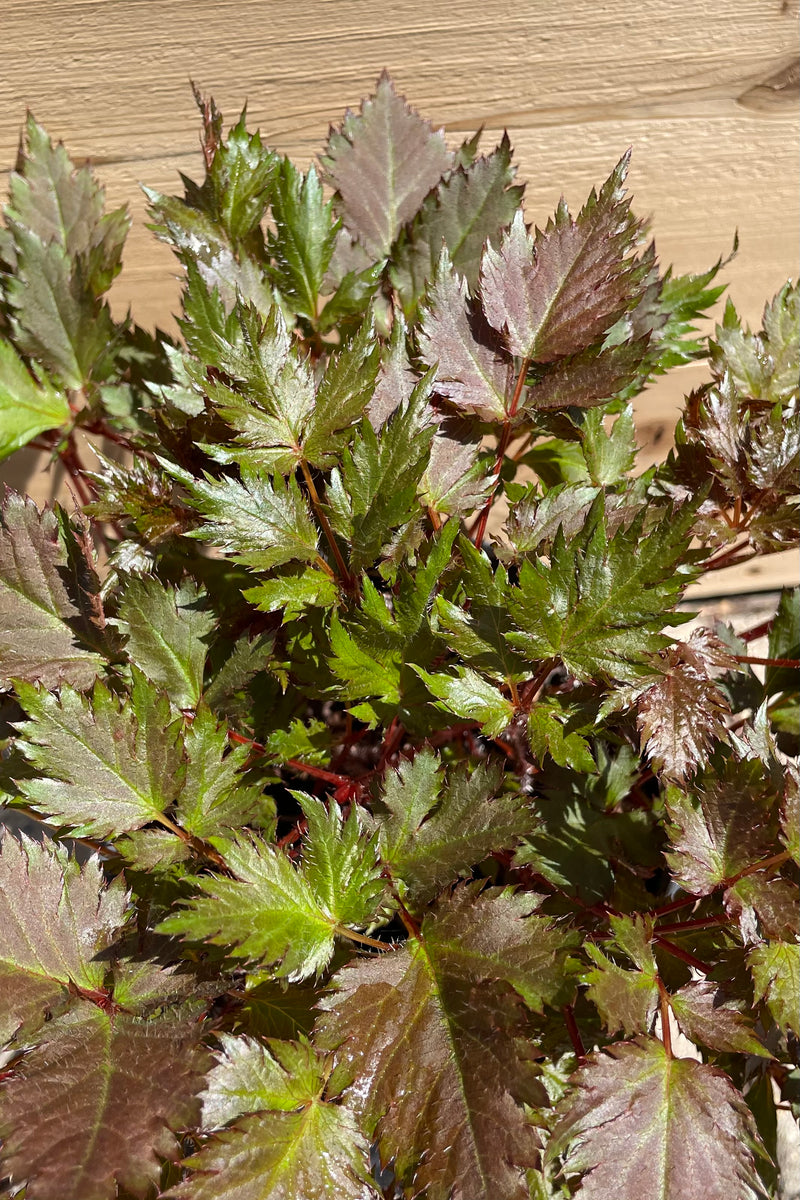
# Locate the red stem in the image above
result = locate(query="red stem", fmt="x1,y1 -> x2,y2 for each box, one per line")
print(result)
655,937 -> 713,976
563,1004 -> 586,1063
470,356 -> 530,547
657,977 -> 673,1057
734,655 -> 799,668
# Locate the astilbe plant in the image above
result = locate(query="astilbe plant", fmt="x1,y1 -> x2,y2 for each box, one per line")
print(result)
0,73 -> 797,1200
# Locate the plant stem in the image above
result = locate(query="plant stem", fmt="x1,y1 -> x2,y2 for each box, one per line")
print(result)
470,356 -> 530,547
299,459 -> 354,587
657,977 -> 673,1057
655,915 -> 729,935
727,849 -> 791,885
655,937 -> 713,976
734,655 -> 799,669
286,759 -> 352,787
563,1004 -> 586,1063
336,926 -> 390,952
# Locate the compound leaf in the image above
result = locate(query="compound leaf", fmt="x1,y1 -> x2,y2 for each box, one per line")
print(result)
267,160 -> 339,321
115,577 -> 214,710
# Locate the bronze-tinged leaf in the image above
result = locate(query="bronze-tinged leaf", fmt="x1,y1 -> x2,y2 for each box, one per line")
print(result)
665,761 -> 779,895
670,981 -> 771,1058
748,941 -> 799,1035
636,630 -> 738,781
0,1006 -> 210,1200
523,339 -> 649,411
316,885 -> 572,1200
322,72 -> 452,259
0,490 -> 105,689
583,915 -> 659,1038
418,250 -> 511,421
548,1037 -> 765,1200
480,155 -> 648,362
0,835 -> 128,1043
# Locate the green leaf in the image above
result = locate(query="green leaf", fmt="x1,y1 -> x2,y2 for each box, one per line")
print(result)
300,317 -> 381,467
765,587 -> 799,696
580,404 -> 637,484
165,459 -> 321,572
202,108 -> 278,246
317,885 -> 572,1200
415,664 -> 515,737
174,704 -> 272,843
377,749 -> 532,906
0,340 -> 70,459
16,671 -> 184,839
0,835 -> 128,1043
583,914 -> 658,1037
527,703 -> 596,772
506,496 -> 699,682
712,283 -> 799,404
0,1005 -> 208,1200
243,566 -> 338,617
480,155 -> 649,361
173,1037 -> 374,1200
267,160 -> 339,321
0,491 -> 106,689
749,941 -> 799,1035
322,71 -> 453,259
418,248 -> 510,421
115,577 -> 214,709
159,799 -> 385,981
391,133 -> 524,314
548,1037 -> 766,1200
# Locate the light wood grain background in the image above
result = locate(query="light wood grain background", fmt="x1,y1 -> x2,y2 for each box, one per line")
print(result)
1,0 -> 797,592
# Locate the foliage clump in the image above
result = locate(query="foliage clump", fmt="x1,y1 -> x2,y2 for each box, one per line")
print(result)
0,74 -> 797,1200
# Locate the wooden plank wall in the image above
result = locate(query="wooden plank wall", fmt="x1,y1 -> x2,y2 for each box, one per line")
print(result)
1,0 -> 797,594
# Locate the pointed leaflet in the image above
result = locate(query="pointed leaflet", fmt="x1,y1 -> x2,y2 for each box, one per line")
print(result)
198,107 -> 278,246
0,340 -> 70,460
0,490 -> 105,689
173,1037 -> 375,1200
317,884 -> 573,1200
377,749 -> 532,907
15,672 -> 184,839
267,160 -> 340,321
0,1005 -> 208,1200
548,1038 -> 765,1200
159,799 -> 386,980
711,283 -> 799,404
634,629 -> 738,781
748,941 -> 799,1035
391,134 -> 524,314
322,72 -> 453,259
164,459 -> 320,572
506,496 -> 699,683
0,835 -> 127,1043
419,249 -> 511,420
415,664 -> 515,736
664,761 -> 780,895
670,981 -> 770,1057
583,915 -> 659,1037
115,577 -> 214,710
522,339 -> 649,411
299,317 -> 381,467
3,118 -> 128,388
481,155 -> 647,362
421,417 -> 495,518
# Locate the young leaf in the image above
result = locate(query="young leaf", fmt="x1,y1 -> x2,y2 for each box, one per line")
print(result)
164,460 -> 321,573
506,496 -> 699,683
201,107 -> 278,246
317,885 -> 572,1200
480,156 -> 648,362
415,663 -> 515,737
548,1037 -> 765,1200
267,160 -> 339,321
0,835 -> 128,1043
633,629 -> 738,781
115,577 -> 214,710
418,249 -> 511,420
0,1005 -> 208,1200
0,340 -> 70,460
0,491 -> 105,689
159,799 -> 385,981
583,914 -> 658,1038
322,72 -> 452,259
173,1037 -> 375,1200
15,672 -> 184,839
377,750 -> 532,906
